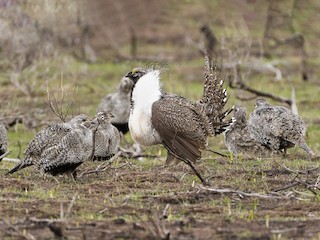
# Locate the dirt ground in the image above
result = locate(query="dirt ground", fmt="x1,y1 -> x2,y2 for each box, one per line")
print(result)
1,154 -> 320,240
1,1 -> 320,239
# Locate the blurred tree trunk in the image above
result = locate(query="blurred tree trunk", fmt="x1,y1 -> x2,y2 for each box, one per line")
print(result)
263,0 -> 309,81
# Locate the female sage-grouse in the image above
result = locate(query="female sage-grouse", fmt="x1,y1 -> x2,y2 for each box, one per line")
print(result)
91,111 -> 120,161
224,105 -> 273,158
248,98 -> 314,156
126,56 -> 233,184
96,76 -> 134,134
6,114 -> 90,175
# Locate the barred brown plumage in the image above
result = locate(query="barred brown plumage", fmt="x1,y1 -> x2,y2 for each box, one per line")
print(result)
126,55 -> 233,184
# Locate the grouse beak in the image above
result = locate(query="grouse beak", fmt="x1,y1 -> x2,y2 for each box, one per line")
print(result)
125,71 -> 137,84
90,118 -> 98,126
83,119 -> 91,128
125,68 -> 147,84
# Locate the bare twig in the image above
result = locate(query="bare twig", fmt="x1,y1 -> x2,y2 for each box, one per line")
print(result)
162,204 -> 170,219
229,70 -> 292,107
119,147 -> 161,159
282,164 -> 319,175
198,185 -> 290,199
2,157 -> 21,163
272,182 -> 300,192
17,140 -> 22,159
4,220 -> 37,240
65,191 -> 79,219
46,75 -> 78,122
206,147 -> 228,158
78,151 -> 122,178
0,150 -> 10,159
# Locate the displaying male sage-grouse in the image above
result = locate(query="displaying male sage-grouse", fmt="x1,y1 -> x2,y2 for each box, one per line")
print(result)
91,111 -> 120,161
224,105 -> 273,158
96,76 -> 134,134
6,114 -> 90,175
126,56 -> 233,184
248,98 -> 315,156
0,121 -> 8,161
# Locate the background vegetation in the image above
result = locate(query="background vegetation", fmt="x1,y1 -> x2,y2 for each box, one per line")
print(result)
0,0 -> 320,239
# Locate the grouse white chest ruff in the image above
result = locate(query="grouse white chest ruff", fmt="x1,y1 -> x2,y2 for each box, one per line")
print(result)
129,70 -> 162,146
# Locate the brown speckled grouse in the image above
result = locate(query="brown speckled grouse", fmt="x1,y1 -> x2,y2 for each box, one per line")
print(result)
37,116 -> 94,178
91,111 -> 120,161
97,76 -> 134,134
224,105 -> 274,158
248,98 -> 314,156
126,56 -> 233,184
6,114 -> 89,175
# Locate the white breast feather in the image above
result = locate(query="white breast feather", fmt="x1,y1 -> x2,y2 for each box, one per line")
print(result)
129,70 -> 162,146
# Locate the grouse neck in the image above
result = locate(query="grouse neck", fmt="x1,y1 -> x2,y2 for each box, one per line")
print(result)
131,70 -> 162,114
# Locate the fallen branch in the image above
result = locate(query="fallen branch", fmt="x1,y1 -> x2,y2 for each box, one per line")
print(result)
119,146 -> 161,159
229,78 -> 292,106
65,191 -> 78,219
272,182 -> 300,192
2,157 -> 21,163
0,150 -> 10,159
198,185 -> 289,199
282,164 -> 319,175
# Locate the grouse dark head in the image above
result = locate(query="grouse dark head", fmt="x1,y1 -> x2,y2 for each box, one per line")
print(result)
91,111 -> 115,127
126,68 -> 147,84
233,105 -> 247,122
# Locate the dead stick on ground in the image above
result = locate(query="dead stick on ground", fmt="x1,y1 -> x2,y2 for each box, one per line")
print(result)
282,164 -> 320,175
0,150 -> 10,159
198,185 -> 290,199
78,151 -> 122,178
2,157 -> 21,163
65,191 -> 78,219
272,182 -> 300,192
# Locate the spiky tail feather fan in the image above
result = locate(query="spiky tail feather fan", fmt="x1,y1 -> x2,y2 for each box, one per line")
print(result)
198,54 -> 234,136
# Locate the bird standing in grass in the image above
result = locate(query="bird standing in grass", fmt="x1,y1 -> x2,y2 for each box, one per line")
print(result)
0,121 -> 8,161
248,98 -> 314,156
97,76 -> 134,134
38,116 -> 95,179
91,111 -> 120,161
126,56 -> 233,184
224,105 -> 273,158
6,114 -> 90,175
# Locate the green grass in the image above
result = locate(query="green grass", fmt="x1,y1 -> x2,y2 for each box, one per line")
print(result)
1,1 -> 320,239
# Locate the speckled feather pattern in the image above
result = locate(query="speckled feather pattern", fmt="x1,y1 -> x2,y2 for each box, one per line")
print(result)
248,99 -> 314,155
128,60 -> 232,167
152,94 -> 207,163
197,55 -> 232,136
224,105 -> 273,157
0,121 -> 8,158
38,124 -> 93,175
6,114 -> 89,174
91,111 -> 121,160
97,77 -> 134,129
